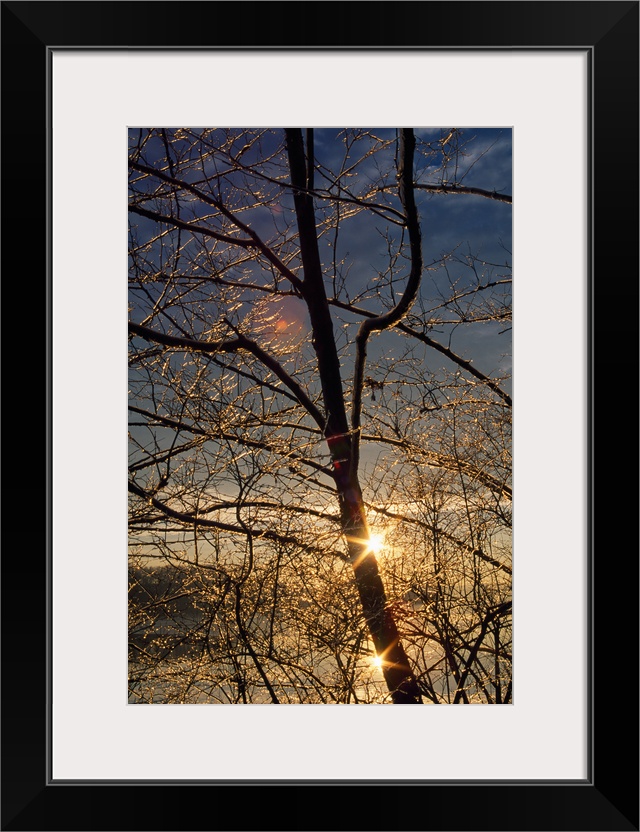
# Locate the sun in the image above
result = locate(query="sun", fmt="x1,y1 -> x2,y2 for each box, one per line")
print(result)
366,533 -> 385,555
372,655 -> 383,669
346,531 -> 386,567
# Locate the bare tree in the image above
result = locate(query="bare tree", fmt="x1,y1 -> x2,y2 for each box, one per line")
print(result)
128,127 -> 512,704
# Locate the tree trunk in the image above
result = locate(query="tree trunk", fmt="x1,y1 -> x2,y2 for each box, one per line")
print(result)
285,128 -> 422,704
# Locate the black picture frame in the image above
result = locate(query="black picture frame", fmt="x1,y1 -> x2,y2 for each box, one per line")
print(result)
1,2 -> 638,830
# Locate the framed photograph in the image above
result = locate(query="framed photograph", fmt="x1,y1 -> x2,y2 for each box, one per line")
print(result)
2,2 -> 638,830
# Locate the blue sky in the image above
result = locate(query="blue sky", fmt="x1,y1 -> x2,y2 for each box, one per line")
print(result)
129,126 -> 512,428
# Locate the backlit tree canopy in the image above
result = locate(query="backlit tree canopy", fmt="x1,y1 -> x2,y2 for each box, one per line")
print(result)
128,127 -> 512,704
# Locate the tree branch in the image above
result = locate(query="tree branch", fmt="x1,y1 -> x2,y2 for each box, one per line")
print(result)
330,297 -> 512,407
130,161 -> 304,292
128,480 -> 340,556
129,203 -> 255,249
128,405 -> 333,478
129,321 -> 325,429
453,602 -> 512,703
351,128 -> 424,469
415,183 -> 511,204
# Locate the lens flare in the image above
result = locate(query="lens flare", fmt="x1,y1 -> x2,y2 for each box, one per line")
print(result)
346,532 -> 386,567
367,533 -> 385,555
